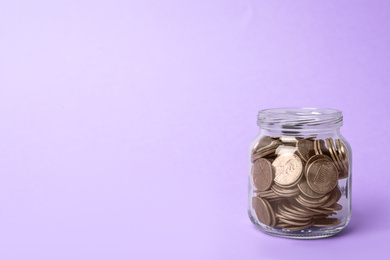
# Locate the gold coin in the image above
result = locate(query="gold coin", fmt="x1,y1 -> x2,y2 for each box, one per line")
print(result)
272,154 -> 303,186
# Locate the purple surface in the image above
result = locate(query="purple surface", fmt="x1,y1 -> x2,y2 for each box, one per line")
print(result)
1,0 -> 390,259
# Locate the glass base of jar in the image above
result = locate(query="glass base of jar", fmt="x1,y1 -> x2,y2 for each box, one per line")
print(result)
249,213 -> 348,239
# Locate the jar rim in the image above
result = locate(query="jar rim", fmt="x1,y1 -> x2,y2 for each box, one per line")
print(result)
257,107 -> 343,130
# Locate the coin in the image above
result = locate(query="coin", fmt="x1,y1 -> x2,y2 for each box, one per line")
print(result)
252,136 -> 273,153
321,187 -> 341,208
271,184 -> 300,197
314,140 -> 320,155
326,138 -> 343,170
304,206 -> 335,215
313,217 -> 341,227
256,191 -> 280,200
335,139 -> 349,179
268,197 -> 285,203
289,202 -> 320,216
282,203 -> 314,217
296,139 -> 315,162
296,193 -> 331,207
295,196 -> 323,208
277,205 -> 312,221
251,149 -> 274,162
328,138 -> 349,180
272,154 -> 303,186
306,156 -> 338,194
291,203 -> 335,216
324,203 -> 343,211
263,198 -> 277,227
336,139 -> 348,160
276,214 -> 312,226
251,140 -> 281,162
335,139 -> 348,166
304,154 -> 329,178
252,197 -> 272,226
274,179 -> 301,188
252,158 -> 274,191
298,179 -> 324,199
317,140 -> 329,155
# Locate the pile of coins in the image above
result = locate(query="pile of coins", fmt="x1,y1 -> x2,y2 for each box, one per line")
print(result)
251,136 -> 349,231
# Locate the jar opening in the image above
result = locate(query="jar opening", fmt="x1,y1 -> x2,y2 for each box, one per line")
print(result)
257,107 -> 343,132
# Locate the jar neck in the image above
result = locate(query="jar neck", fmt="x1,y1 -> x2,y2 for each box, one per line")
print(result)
257,108 -> 343,138
259,126 -> 341,138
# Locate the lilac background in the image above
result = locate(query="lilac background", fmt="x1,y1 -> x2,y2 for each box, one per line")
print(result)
1,0 -> 390,259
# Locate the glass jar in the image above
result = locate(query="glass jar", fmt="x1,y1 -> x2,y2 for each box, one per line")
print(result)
248,108 -> 352,239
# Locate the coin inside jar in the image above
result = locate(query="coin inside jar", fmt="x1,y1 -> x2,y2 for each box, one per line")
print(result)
251,158 -> 274,191
252,196 -> 273,226
271,184 -> 300,197
251,138 -> 282,162
313,217 -> 341,227
306,156 -> 338,194
297,179 -> 324,199
251,136 -> 346,233
304,154 -> 329,178
326,138 -> 344,172
321,187 -> 342,208
253,136 -> 274,152
272,154 -> 303,187
335,139 -> 349,179
296,139 -> 315,162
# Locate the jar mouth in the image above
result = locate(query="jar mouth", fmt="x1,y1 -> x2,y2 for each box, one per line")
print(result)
257,107 -> 343,130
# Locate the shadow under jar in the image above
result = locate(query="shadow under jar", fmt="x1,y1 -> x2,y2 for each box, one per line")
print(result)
248,108 -> 352,239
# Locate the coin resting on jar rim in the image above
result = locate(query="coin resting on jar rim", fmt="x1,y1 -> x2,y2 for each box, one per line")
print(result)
248,108 -> 352,239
